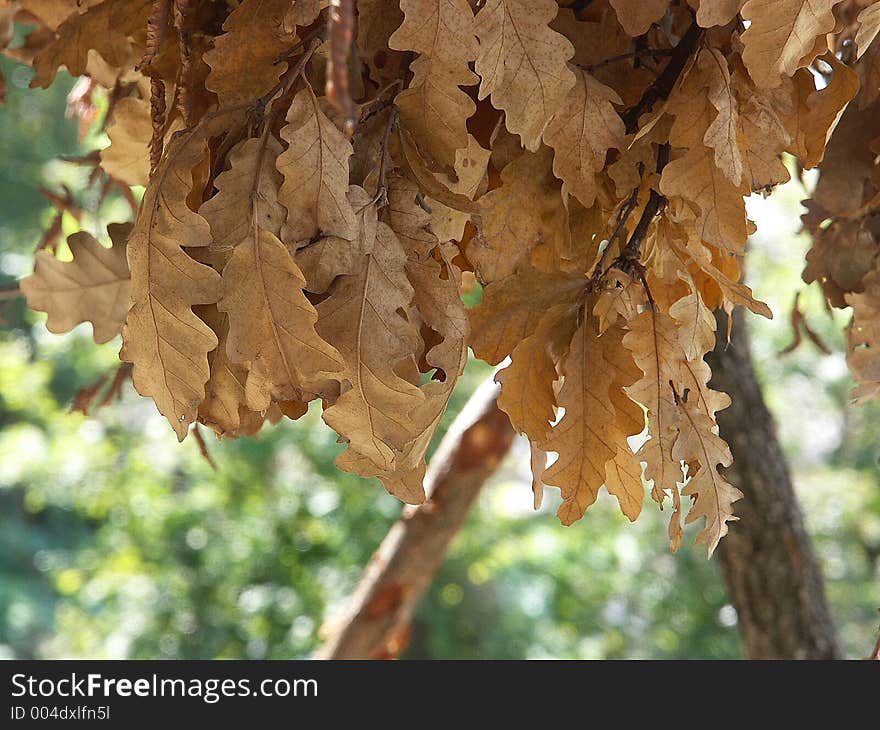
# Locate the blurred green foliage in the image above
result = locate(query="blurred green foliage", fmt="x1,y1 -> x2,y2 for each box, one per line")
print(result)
0,59 -> 877,660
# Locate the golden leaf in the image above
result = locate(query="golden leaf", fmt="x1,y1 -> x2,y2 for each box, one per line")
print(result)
674,405 -> 743,555
496,302 -> 577,441
468,266 -> 586,365
542,312 -> 643,524
660,148 -> 749,256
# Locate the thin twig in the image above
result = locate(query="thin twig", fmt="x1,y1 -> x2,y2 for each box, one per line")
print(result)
590,176 -> 641,289
192,425 -> 218,471
620,22 -> 703,135
370,106 -> 400,209
0,284 -> 21,302
326,0 -> 356,136
587,47 -> 674,72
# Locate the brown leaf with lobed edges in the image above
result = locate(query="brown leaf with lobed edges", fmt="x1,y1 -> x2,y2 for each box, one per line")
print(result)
542,311 -> 644,524
474,0 -> 575,151
30,0 -> 151,87
120,126 -> 221,441
205,136 -> 344,410
469,146 -> 567,282
100,95 -> 152,187
203,0 -> 296,107
317,221 -> 425,483
469,266 -> 586,365
609,0 -> 668,36
496,302 -> 578,441
21,223 -> 132,344
277,86 -> 357,243
624,308 -> 735,553
389,0 -> 479,171
544,69 -> 625,207
740,0 -> 839,89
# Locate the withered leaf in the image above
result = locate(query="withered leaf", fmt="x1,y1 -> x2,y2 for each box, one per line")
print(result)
21,224 -> 132,344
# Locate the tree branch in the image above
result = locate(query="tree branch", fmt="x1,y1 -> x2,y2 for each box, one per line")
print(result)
0,284 -> 21,301
318,379 -> 515,659
620,21 -> 703,135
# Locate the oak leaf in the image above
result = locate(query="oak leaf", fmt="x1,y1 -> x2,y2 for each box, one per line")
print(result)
205,136 -> 344,410
609,0 -> 668,36
474,0 -> 575,151
21,224 -> 132,344
542,313 -> 644,524
468,266 -> 586,365
544,69 -> 625,207
389,0 -> 479,171
120,126 -> 221,441
317,221 -> 426,483
740,0 -> 839,89
30,0 -> 151,87
277,86 -> 357,242
203,0 -> 296,107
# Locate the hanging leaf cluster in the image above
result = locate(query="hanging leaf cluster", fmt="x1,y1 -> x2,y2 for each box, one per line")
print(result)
6,0 -> 880,555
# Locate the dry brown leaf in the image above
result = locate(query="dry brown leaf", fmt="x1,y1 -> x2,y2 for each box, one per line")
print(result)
30,0 -> 151,87
609,0 -> 669,36
21,223 -> 132,344
120,126 -> 221,441
847,269 -> 880,403
277,86 -> 357,242
474,0 -> 575,151
469,266 -> 586,365
544,69 -> 625,207
694,0 -> 745,27
469,146 -> 566,282
856,2 -> 880,59
317,222 -> 425,480
740,0 -> 838,89
624,308 -> 736,553
100,95 -> 152,187
205,136 -> 344,410
496,302 -> 578,441
203,0 -> 296,107
542,312 -> 643,524
296,186 -> 377,293
389,0 -> 479,171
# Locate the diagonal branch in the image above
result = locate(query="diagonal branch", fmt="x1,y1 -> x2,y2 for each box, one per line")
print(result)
318,379 -> 515,659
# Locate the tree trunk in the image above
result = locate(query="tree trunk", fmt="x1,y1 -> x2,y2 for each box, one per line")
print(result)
318,379 -> 515,659
321,311 -> 841,659
708,309 -> 842,659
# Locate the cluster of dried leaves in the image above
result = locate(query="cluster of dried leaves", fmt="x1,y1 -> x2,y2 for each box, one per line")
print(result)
6,0 -> 880,555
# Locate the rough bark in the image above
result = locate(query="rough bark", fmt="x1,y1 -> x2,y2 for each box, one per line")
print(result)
318,379 -> 515,659
708,308 -> 842,659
